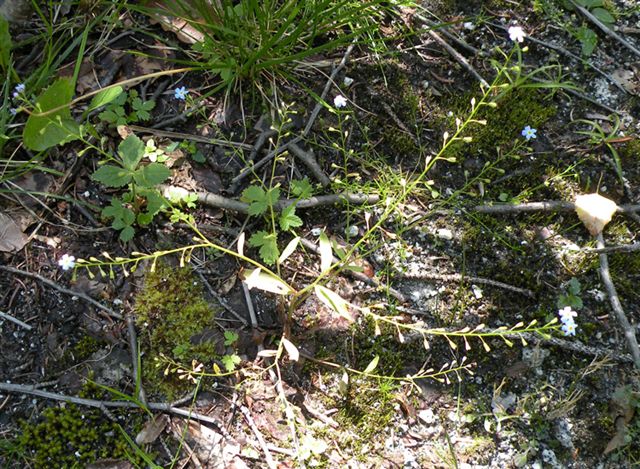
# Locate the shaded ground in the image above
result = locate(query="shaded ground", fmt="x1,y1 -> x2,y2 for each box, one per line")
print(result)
2,0 -> 640,467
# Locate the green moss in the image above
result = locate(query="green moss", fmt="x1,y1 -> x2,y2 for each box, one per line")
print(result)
443,88 -> 556,161
135,262 -> 219,399
17,404 -> 143,468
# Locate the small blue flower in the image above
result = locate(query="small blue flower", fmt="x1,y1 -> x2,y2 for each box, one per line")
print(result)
174,86 -> 189,100
521,125 -> 537,141
561,319 -> 577,336
9,108 -> 18,116
12,83 -> 25,98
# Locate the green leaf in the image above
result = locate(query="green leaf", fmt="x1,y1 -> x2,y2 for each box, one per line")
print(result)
319,231 -> 332,273
119,134 -> 145,171
0,17 -> 11,71
291,178 -> 313,199
142,189 -> 166,216
92,164 -> 133,187
591,7 -> 614,25
266,186 -> 281,206
576,0 -> 603,6
134,163 -> 171,187
576,26 -> 597,56
120,225 -> 135,242
249,230 -> 279,265
279,204 -> 302,231
23,78 -> 81,151
242,185 -> 268,216
221,354 -> 241,372
224,330 -> 239,346
131,98 -> 155,121
192,151 -> 206,163
87,86 -> 123,112
568,277 -> 581,295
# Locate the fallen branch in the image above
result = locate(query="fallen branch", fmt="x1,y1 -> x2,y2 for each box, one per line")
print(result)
288,142 -> 331,188
596,233 -> 640,369
0,381 -> 235,441
471,200 -> 640,216
400,271 -> 535,298
0,265 -> 122,320
426,29 -> 489,88
583,242 -> 640,254
0,310 -> 32,330
236,402 -> 277,469
184,187 -> 380,214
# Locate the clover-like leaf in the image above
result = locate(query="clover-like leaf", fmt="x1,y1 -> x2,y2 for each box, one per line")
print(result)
249,230 -> 279,265
291,178 -> 313,199
279,204 -> 303,231
221,354 -> 241,372
242,185 -> 268,216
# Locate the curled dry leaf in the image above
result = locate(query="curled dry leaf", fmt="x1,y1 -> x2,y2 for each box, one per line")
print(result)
135,414 -> 169,445
0,212 -> 29,253
574,193 -> 618,236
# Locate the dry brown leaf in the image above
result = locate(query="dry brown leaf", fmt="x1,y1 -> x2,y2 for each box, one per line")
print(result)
135,414 -> 169,445
612,68 -> 639,94
0,212 -> 29,252
150,13 -> 204,44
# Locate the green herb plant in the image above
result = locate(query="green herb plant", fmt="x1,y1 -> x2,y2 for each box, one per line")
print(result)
242,177 -> 312,265
98,89 -> 156,126
557,277 -> 584,310
91,133 -> 171,241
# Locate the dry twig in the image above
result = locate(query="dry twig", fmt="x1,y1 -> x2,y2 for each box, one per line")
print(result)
596,233 -> 640,369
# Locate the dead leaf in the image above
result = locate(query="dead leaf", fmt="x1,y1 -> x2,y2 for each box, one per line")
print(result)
147,8 -> 205,45
135,414 -> 169,445
0,212 -> 29,252
604,386 -> 637,454
611,68 -> 639,94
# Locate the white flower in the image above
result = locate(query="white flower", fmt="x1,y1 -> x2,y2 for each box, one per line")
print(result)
58,254 -> 76,271
310,227 -> 322,237
333,95 -> 347,108
343,76 -> 354,87
558,306 -> 577,324
463,22 -> 475,31
508,25 -> 526,43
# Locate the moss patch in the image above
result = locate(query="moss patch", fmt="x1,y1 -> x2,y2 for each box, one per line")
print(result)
444,88 -> 557,161
17,404 -> 142,467
135,263 -> 219,399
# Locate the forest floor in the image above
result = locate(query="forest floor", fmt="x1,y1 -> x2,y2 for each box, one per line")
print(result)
2,0 -> 640,468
